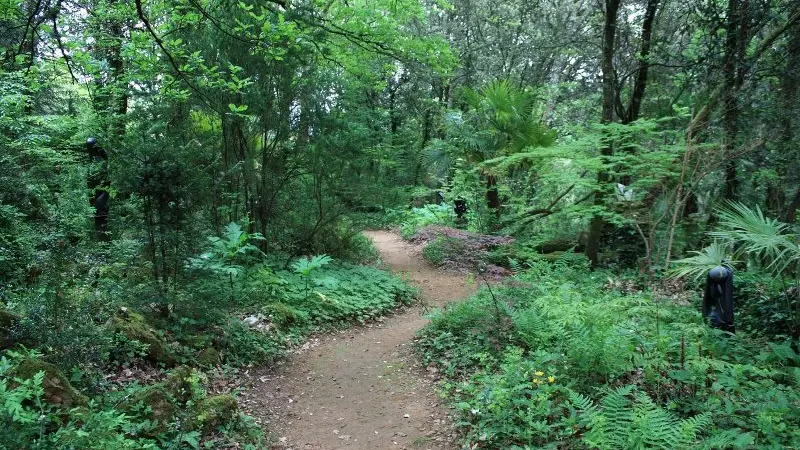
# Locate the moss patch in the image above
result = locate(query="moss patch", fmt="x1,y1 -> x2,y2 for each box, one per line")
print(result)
192,395 -> 238,432
162,365 -> 195,403
9,359 -> 88,408
122,385 -> 176,436
120,366 -> 196,435
197,348 -> 220,367
111,309 -> 176,366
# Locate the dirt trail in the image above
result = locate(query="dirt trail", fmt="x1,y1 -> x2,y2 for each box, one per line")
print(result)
239,231 -> 475,450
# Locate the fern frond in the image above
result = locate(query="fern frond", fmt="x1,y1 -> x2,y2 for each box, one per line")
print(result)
567,389 -> 596,413
578,387 -> 713,450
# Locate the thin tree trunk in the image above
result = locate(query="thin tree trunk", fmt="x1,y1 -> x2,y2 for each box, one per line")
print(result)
586,0 -> 621,267
780,20 -> 800,222
486,174 -> 500,212
785,189 -> 800,223
722,0 -> 749,199
624,0 -> 659,124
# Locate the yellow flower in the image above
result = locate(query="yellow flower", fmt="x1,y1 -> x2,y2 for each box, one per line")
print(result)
535,371 -> 544,376
548,376 -> 555,383
533,378 -> 542,384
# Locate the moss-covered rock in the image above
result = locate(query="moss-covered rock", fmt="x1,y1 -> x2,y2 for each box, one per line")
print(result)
162,365 -> 195,403
196,348 -> 220,367
0,309 -> 21,349
182,333 -> 213,349
9,359 -> 88,408
111,309 -> 176,366
192,395 -> 238,432
262,302 -> 308,329
120,366 -> 196,435
122,385 -> 176,435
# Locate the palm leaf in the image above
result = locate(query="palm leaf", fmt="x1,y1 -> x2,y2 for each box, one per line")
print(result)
669,241 -> 733,281
710,201 -> 799,276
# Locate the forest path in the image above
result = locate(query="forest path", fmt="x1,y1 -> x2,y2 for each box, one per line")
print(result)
239,230 -> 476,450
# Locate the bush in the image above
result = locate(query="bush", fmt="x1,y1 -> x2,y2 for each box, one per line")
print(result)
734,271 -> 797,340
399,204 -> 455,239
415,260 -> 800,449
0,349 -> 158,450
422,237 -> 447,266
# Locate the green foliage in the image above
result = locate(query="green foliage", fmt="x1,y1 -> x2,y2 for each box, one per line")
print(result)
451,347 -> 568,448
673,202 -> 799,342
189,222 -> 265,275
670,242 -> 733,281
422,237 -> 446,265
734,272 -> 798,340
458,80 -> 556,163
709,202 -> 799,277
0,349 -> 159,450
291,254 -> 333,278
572,385 -> 716,450
398,204 -> 455,239
276,261 -> 418,326
416,260 -> 800,449
217,317 -> 283,366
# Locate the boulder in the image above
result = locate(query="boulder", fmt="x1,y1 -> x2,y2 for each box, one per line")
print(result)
126,385 -> 176,433
162,365 -> 195,403
9,359 -> 88,408
192,395 -> 238,432
196,348 -> 220,367
111,309 -> 176,366
120,366 -> 196,435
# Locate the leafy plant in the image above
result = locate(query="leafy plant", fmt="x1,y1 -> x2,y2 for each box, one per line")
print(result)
672,202 -> 799,345
422,237 -> 447,265
290,254 -> 333,278
669,241 -> 733,281
417,260 -> 800,449
188,222 -> 265,277
291,254 -> 333,294
710,202 -> 799,277
570,385 -> 718,450
398,204 -> 454,239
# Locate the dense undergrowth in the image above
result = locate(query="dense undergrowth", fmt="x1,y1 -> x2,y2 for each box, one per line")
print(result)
1,225 -> 416,449
414,256 -> 800,450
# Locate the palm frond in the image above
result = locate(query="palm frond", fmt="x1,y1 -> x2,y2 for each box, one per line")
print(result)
669,241 -> 733,281
423,139 -> 457,179
710,201 -> 799,276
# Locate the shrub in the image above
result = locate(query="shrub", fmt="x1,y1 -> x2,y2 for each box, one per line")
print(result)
416,260 -> 800,449
0,349 -> 159,450
399,204 -> 455,239
422,237 -> 447,266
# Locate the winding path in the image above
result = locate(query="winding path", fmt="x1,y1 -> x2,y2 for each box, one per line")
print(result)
239,231 -> 475,450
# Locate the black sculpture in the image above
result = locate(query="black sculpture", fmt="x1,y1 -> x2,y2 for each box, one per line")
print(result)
702,266 -> 735,333
86,137 -> 109,239
454,198 -> 467,219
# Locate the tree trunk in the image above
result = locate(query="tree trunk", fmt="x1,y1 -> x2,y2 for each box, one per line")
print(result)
722,0 -> 749,200
586,0 -> 621,267
486,174 -> 500,211
624,0 -> 659,124
780,19 -> 800,222
785,189 -> 800,224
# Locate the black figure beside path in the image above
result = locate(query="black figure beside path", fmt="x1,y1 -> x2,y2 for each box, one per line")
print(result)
703,266 -> 735,333
86,137 -> 110,239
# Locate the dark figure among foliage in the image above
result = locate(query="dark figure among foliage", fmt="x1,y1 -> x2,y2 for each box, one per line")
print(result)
454,197 -> 467,219
703,266 -> 735,333
86,137 -> 110,239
